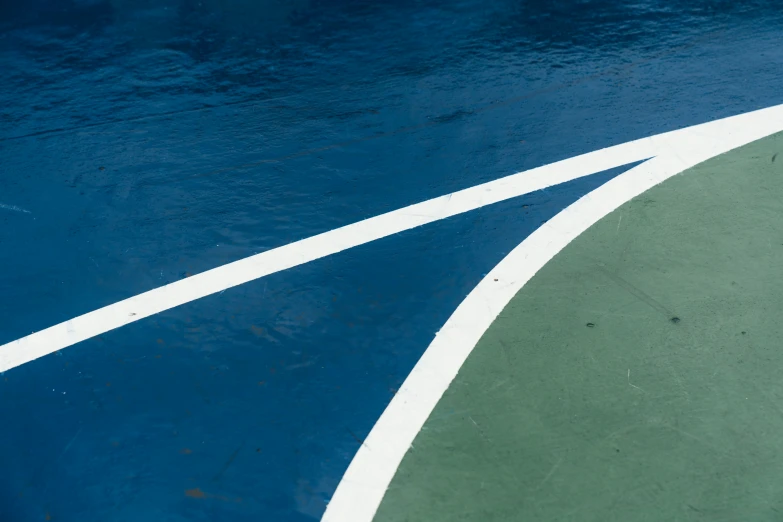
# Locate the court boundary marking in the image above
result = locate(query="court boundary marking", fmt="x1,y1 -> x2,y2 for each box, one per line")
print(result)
1,126 -> 658,373
1,104 -> 783,521
321,104 -> 783,521
3,106 -> 781,375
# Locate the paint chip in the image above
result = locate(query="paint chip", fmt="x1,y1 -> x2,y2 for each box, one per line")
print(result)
250,325 -> 265,336
185,488 -> 206,498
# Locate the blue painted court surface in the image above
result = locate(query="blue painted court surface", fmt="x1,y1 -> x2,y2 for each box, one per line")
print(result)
2,1 -> 783,521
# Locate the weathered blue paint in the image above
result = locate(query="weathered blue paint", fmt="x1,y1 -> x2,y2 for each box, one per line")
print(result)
2,0 -> 783,520
0,164 -> 633,521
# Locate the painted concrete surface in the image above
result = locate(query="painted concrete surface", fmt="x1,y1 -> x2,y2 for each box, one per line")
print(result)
322,105 -> 783,522
375,133 -> 783,522
2,1 -> 783,521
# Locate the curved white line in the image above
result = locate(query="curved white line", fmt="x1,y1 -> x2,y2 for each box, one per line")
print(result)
321,104 -> 783,522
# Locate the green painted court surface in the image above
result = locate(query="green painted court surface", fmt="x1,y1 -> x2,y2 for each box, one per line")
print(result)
376,134 -> 783,521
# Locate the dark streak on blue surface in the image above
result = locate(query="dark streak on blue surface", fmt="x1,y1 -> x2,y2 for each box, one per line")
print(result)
2,0 -> 783,520
0,164 -> 635,521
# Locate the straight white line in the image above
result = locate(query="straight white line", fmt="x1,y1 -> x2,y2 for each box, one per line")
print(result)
1,106 -> 780,382
320,104 -> 783,522
0,128 -> 658,374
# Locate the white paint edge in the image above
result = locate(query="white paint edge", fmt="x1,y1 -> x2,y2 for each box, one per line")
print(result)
1,125 -> 659,374
321,104 -> 783,522
1,107 -> 780,375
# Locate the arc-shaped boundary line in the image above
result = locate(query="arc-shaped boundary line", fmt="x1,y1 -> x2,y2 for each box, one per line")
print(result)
321,104 -> 783,521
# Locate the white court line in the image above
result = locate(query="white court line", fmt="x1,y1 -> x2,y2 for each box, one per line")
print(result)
0,104 -> 781,518
1,125 -> 657,374
1,107 -> 781,375
321,104 -> 783,522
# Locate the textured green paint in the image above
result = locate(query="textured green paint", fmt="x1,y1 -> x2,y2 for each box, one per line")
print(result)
375,133 -> 783,522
